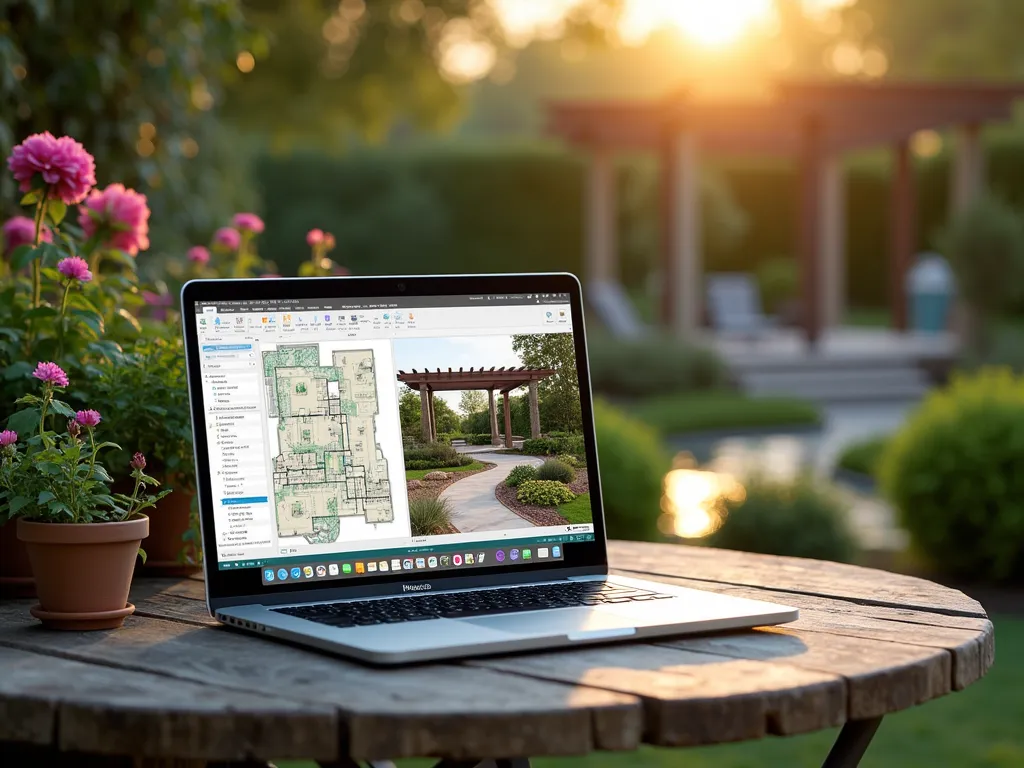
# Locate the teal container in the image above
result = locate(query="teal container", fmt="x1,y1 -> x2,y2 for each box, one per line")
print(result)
911,292 -> 951,333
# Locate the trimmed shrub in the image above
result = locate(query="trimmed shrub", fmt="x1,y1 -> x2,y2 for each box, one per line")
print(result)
593,399 -> 672,542
879,369 -> 1024,582
703,475 -> 857,563
517,480 -> 576,507
409,497 -> 453,537
536,458 -> 575,484
756,256 -> 799,315
522,438 -> 559,455
404,442 -> 473,470
587,334 -> 731,398
468,433 -> 493,445
505,464 -> 538,488
836,435 -> 890,477
556,452 -> 584,468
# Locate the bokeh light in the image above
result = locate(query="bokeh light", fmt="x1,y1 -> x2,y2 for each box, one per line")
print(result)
236,51 -> 255,73
661,465 -> 745,539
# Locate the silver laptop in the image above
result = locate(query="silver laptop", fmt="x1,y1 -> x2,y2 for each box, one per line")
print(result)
181,273 -> 796,665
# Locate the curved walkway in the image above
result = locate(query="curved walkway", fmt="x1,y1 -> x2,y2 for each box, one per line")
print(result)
440,452 -> 544,532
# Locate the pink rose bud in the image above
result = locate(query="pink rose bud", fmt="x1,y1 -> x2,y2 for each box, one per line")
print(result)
131,452 -> 147,471
67,419 -> 81,438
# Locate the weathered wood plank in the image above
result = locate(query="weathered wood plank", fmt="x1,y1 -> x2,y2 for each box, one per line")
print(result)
617,571 -> 994,690
609,541 -> 987,618
0,645 -> 337,760
656,626 -> 950,720
610,569 -> 990,633
472,644 -> 846,746
0,604 -> 642,761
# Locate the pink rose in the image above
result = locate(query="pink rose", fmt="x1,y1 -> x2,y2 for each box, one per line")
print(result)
2,216 -> 52,256
7,132 -> 96,205
213,227 -> 241,251
75,409 -> 101,428
32,361 -> 69,388
232,212 -> 264,233
187,245 -> 210,265
306,228 -> 324,247
0,430 -> 17,447
57,256 -> 93,283
78,183 -> 151,256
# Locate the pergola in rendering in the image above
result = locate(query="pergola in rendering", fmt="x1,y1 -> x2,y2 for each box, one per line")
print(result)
397,367 -> 555,448
548,80 -> 1024,345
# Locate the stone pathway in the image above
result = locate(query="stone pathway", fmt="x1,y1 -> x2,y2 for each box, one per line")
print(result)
440,452 -> 544,533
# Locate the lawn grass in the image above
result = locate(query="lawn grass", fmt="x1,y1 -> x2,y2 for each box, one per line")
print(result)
628,391 -> 822,434
836,435 -> 891,477
276,615 -> 1023,768
558,492 -> 592,524
405,461 -> 486,481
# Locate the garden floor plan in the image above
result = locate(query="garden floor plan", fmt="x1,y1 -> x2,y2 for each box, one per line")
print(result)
263,344 -> 393,544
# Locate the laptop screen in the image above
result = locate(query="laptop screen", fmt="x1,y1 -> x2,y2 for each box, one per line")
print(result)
192,291 -> 597,586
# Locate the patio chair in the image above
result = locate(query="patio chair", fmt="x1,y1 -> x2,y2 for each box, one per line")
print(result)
587,280 -> 648,339
705,273 -> 777,340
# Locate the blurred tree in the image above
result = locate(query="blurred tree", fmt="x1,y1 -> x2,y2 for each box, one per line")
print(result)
0,0 -> 259,253
512,332 -> 582,433
222,0 -> 623,146
458,389 -> 487,415
839,0 -> 1024,79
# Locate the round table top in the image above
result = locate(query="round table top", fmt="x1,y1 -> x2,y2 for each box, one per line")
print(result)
0,541 -> 994,764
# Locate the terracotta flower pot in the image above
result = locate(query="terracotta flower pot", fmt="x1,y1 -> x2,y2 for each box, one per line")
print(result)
0,521 -> 35,598
17,515 -> 149,630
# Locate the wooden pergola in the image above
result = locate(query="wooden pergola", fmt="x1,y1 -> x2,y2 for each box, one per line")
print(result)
548,80 -> 1024,345
397,367 -> 555,448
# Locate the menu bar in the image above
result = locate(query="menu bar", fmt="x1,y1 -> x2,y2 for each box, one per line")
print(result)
196,293 -> 572,314
260,542 -> 567,585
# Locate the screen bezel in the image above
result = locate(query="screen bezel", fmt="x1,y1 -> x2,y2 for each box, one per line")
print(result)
181,273 -> 609,605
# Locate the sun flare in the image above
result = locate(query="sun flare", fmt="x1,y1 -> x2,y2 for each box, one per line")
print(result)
619,0 -> 777,47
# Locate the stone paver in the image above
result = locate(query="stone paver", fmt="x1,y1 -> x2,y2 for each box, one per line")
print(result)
441,452 -> 544,532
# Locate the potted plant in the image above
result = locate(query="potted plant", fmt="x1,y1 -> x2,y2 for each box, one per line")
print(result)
0,362 -> 169,629
81,334 -> 200,574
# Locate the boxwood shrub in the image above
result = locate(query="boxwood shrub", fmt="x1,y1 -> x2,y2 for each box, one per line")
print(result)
703,474 -> 857,563
879,368 -> 1024,582
505,464 -> 538,487
517,480 -> 576,507
593,398 -> 672,542
536,458 -> 575,484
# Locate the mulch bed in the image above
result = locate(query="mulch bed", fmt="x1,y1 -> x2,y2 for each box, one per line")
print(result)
494,468 -> 591,527
406,463 -> 496,535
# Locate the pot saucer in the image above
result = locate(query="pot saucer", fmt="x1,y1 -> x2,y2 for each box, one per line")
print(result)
30,603 -> 135,630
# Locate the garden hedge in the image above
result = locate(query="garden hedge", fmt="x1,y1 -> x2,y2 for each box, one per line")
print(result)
254,133 -> 1024,309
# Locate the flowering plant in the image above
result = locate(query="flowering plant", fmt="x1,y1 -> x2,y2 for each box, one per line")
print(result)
0,362 -> 169,527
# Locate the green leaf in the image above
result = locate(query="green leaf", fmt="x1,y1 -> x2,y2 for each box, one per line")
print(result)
68,292 -> 101,315
115,307 -> 142,334
47,200 -> 67,225
37,490 -> 56,505
138,547 -> 148,564
9,496 -> 32,515
23,306 -> 58,320
70,308 -> 104,337
20,190 -> 41,205
50,401 -> 76,420
2,361 -> 33,381
5,408 -> 39,435
11,244 -> 41,271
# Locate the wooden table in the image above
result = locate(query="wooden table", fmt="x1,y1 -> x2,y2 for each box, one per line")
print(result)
0,542 -> 994,768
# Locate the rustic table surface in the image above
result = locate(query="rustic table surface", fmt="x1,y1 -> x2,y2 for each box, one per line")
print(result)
0,541 -> 994,768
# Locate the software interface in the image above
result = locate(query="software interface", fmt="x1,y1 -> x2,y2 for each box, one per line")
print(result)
193,293 -> 596,585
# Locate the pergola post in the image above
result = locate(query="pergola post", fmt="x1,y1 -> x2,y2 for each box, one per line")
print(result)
890,138 -> 917,331
951,123 -> 984,214
820,154 -> 846,328
585,146 -> 617,289
502,391 -> 513,449
488,389 -> 498,445
661,130 -> 702,335
797,113 -> 824,348
426,389 -> 437,442
527,381 -> 541,439
419,384 -> 431,443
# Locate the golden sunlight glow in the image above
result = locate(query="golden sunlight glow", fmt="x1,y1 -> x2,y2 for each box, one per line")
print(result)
661,468 -> 745,539
236,51 -> 255,73
912,130 -> 943,159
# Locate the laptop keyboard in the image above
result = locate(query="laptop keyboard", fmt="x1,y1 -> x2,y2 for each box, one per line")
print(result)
271,581 -> 674,627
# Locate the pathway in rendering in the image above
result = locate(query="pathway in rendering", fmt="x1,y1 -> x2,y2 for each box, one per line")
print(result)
440,452 -> 544,532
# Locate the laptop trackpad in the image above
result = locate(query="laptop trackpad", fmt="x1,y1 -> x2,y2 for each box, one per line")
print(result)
462,607 -> 637,641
